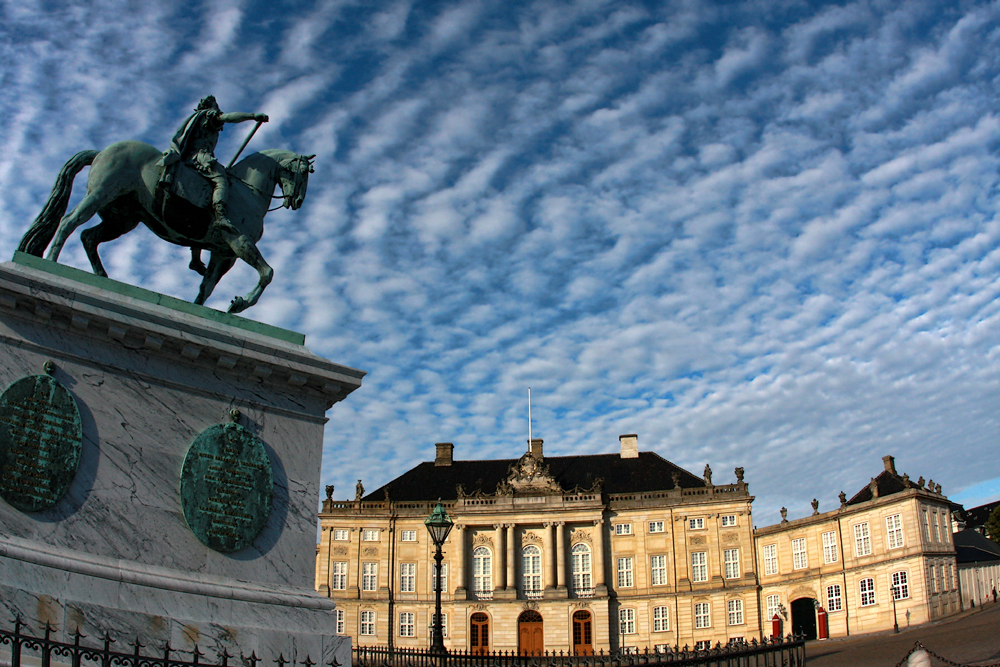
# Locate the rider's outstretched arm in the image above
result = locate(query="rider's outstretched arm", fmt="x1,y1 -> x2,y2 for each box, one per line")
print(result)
219,112 -> 268,124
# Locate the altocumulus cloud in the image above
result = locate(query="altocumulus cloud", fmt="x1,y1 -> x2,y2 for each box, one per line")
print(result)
1,0 -> 1000,522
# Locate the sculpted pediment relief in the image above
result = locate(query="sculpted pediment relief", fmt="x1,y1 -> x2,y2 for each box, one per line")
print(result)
500,452 -> 563,495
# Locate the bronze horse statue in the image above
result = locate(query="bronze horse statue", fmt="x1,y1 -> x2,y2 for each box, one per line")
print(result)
18,140 -> 314,313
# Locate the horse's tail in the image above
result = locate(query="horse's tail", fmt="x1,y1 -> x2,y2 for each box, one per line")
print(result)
17,149 -> 100,256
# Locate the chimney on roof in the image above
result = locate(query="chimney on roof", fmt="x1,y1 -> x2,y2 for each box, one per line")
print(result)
619,434 -> 639,459
435,442 -> 454,467
882,455 -> 896,475
529,438 -> 543,459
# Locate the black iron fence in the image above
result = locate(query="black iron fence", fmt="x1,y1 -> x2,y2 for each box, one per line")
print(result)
0,618 -> 337,667
353,636 -> 805,667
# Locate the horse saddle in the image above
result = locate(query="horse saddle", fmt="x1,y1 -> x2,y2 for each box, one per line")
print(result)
157,154 -> 219,209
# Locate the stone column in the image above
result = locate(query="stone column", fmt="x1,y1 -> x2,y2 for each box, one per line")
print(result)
453,525 -> 466,598
543,522 -> 555,595
495,524 -> 506,594
593,518 -> 607,595
506,524 -> 516,593
555,522 -> 567,594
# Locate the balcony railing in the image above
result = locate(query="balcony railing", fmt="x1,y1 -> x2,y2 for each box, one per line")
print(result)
575,587 -> 595,598
472,588 -> 493,600
524,589 -> 544,600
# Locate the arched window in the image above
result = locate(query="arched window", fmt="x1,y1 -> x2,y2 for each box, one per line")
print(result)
522,545 -> 542,597
571,543 -> 593,597
473,546 -> 492,599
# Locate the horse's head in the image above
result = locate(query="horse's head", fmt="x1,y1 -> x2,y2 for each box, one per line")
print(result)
278,154 -> 315,210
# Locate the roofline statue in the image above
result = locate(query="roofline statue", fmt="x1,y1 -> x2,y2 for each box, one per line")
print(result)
17,95 -> 315,314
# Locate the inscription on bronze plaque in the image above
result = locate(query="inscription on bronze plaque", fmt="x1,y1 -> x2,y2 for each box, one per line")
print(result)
0,374 -> 83,512
180,423 -> 273,553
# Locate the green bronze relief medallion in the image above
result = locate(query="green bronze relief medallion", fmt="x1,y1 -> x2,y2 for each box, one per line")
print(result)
0,373 -> 83,512
180,422 -> 273,553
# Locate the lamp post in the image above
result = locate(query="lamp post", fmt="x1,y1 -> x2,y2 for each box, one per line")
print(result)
890,582 -> 900,633
425,502 -> 454,656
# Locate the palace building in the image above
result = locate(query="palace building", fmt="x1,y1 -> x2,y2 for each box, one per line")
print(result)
316,439 -> 959,653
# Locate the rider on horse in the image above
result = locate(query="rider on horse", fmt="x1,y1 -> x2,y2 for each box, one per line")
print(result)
159,95 -> 268,272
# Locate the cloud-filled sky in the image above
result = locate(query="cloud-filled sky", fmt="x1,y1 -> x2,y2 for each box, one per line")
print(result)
3,0 -> 1000,525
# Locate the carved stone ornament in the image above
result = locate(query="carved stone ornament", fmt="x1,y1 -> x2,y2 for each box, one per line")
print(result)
690,535 -> 707,545
522,601 -> 539,611
522,531 -> 543,545
571,529 -> 592,544
472,604 -> 488,611
472,534 -> 495,548
333,546 -> 348,555
362,547 -> 379,556
572,601 -> 591,609
723,532 -> 740,543
502,452 -> 563,495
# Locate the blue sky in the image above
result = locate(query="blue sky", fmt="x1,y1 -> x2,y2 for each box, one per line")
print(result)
3,0 -> 1000,525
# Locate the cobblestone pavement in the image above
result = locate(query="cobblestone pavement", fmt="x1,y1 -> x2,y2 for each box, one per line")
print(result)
806,602 -> 1000,666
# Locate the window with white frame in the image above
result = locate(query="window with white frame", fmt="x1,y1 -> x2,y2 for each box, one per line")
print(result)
523,545 -> 542,595
651,555 -> 668,585
399,562 -> 415,593
922,510 -> 931,542
362,562 -> 378,591
721,515 -> 737,527
854,523 -> 872,557
359,610 -> 376,635
440,613 -> 448,638
362,529 -> 379,541
936,563 -> 944,592
694,640 -> 712,650
335,608 -> 345,634
859,577 -> 876,606
891,571 -> 909,599
792,538 -> 807,570
399,612 -> 415,637
333,529 -> 349,541
766,594 -> 781,621
932,512 -> 941,542
400,530 -> 417,542
617,557 -> 634,588
615,523 -> 633,535
939,513 -> 949,543
691,552 -> 708,582
929,564 -> 937,593
331,562 -> 347,590
727,599 -> 744,625
431,563 -> 448,592
827,584 -> 842,612
886,515 -> 904,549
654,645 -> 670,654
571,543 -> 592,592
694,602 -> 711,629
763,544 -> 778,575
648,520 -> 664,533
689,518 -> 705,530
653,606 -> 669,632
946,563 -> 955,590
822,531 -> 838,564
472,546 -> 492,596
724,549 -> 741,579
619,608 -> 636,634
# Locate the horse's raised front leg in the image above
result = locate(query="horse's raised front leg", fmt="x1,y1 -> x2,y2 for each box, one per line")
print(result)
194,253 -> 237,306
217,226 -> 273,314
81,216 -> 140,278
46,191 -> 106,262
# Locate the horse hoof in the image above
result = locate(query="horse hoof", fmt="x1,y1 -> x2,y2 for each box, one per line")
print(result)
228,297 -> 247,314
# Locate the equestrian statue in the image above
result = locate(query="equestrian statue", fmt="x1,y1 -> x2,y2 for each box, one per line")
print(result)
17,95 -> 315,314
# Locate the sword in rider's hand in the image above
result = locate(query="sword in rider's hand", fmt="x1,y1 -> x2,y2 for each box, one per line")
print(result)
228,119 -> 264,169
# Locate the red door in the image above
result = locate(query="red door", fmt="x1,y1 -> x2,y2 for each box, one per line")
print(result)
518,611 -> 544,656
470,613 -> 490,655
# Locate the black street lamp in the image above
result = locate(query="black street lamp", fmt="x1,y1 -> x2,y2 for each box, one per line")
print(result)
891,582 -> 900,633
425,502 -> 454,656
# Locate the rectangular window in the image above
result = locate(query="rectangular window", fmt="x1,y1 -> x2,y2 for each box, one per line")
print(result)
939,513 -> 949,543
827,584 -> 842,612
362,529 -> 379,542
929,564 -> 937,593
399,562 -> 415,593
648,520 -> 664,533
335,609 -> 345,634
331,562 -> 347,590
892,571 -> 909,599
653,606 -> 669,632
333,529 -> 349,541
441,613 -> 448,638
431,563 -> 448,592
362,562 -> 378,591
936,563 -> 944,592
922,510 -> 931,542
398,612 -> 414,637
822,531 -> 838,564
727,599 -> 744,625
615,523 -> 633,535
694,640 -> 712,650
792,538 -> 807,570
721,515 -> 737,527
763,544 -> 778,576
650,555 -> 668,585
766,594 -> 781,620
854,523 -> 872,557
932,512 -> 941,542
724,549 -> 741,579
691,552 -> 708,582
694,602 -> 711,629
860,577 -> 876,606
886,515 -> 904,550
619,608 -> 636,634
359,610 -> 375,635
400,530 -> 417,542
689,518 -> 705,530
617,557 -> 634,588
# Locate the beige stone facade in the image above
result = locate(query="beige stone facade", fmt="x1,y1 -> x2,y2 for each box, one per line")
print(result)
316,445 -> 959,652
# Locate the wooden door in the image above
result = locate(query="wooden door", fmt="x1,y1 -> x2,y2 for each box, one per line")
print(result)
518,611 -> 544,656
470,612 -> 490,655
572,610 -> 593,655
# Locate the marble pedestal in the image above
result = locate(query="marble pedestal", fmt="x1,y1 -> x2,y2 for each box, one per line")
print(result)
0,254 -> 364,667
